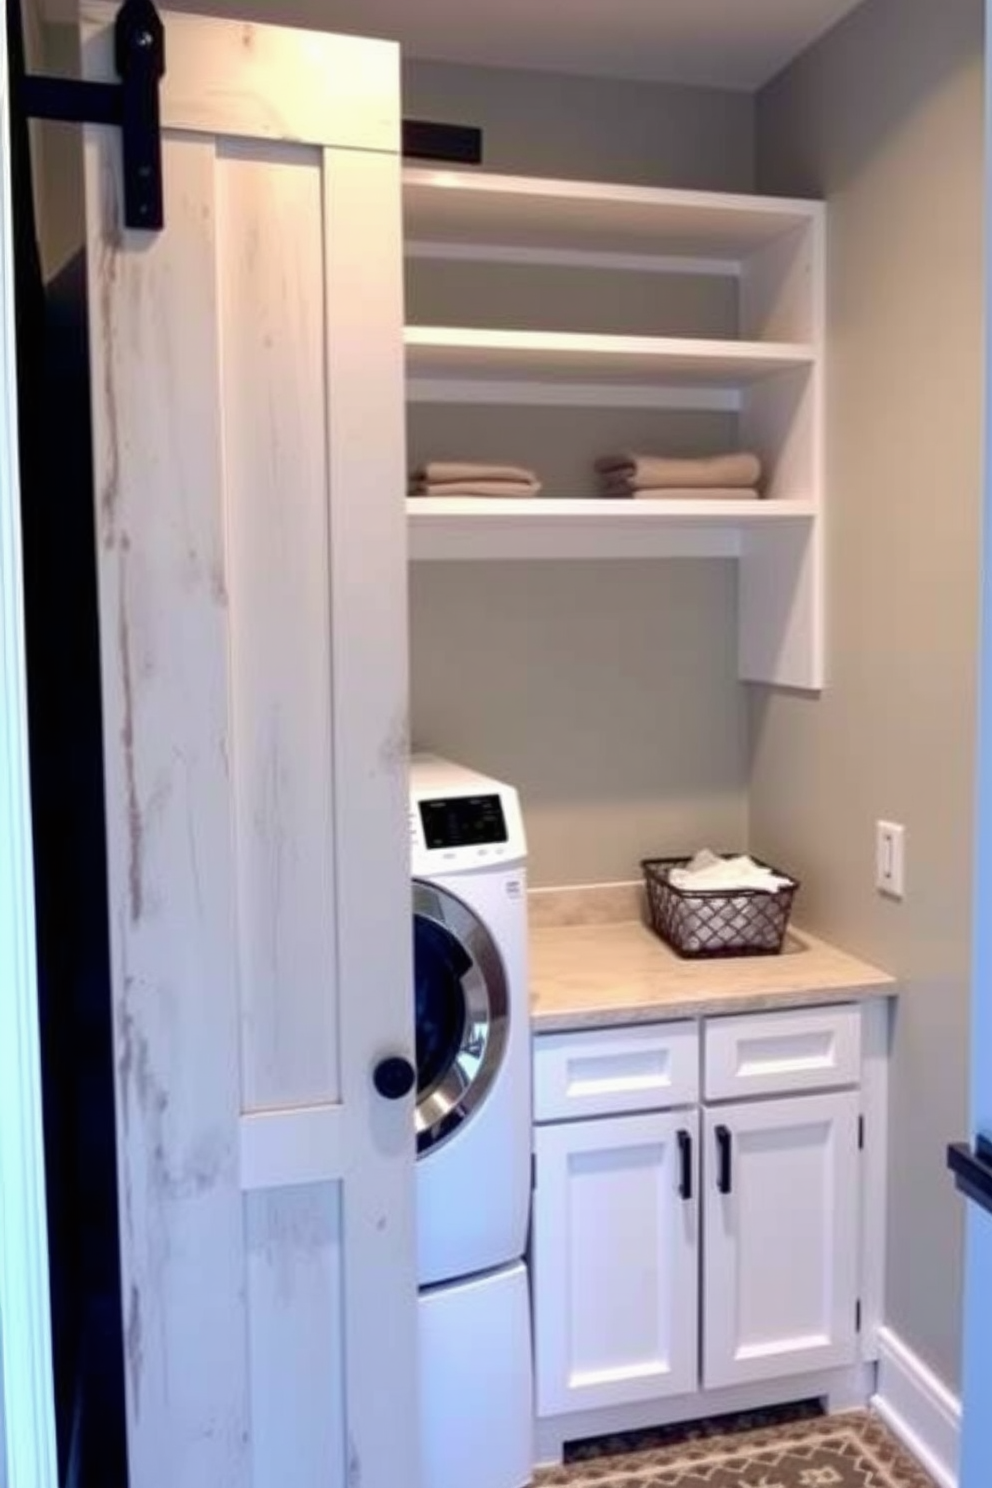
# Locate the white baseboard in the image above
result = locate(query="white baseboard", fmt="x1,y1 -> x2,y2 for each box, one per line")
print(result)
872,1327 -> 961,1488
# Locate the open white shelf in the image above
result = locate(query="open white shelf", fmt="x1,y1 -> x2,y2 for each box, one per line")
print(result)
403,167 -> 822,264
405,328 -> 814,391
402,166 -> 826,690
408,496 -> 816,561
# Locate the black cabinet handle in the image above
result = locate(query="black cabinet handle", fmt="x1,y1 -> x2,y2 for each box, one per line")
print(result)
373,1056 -> 416,1100
677,1128 -> 692,1201
715,1124 -> 733,1194
948,1133 -> 992,1217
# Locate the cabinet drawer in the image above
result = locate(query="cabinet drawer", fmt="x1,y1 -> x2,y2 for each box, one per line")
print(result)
534,1022 -> 698,1122
704,1004 -> 862,1101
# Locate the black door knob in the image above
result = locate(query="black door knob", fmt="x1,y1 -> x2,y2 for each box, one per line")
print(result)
373,1055 -> 416,1100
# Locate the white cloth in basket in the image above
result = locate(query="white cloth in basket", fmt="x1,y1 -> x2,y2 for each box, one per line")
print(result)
668,849 -> 792,894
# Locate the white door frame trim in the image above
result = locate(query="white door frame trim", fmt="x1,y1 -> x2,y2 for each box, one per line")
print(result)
0,12 -> 58,1488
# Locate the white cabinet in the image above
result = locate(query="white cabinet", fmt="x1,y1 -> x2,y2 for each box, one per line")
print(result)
532,1003 -> 873,1442
532,1109 -> 699,1415
402,168 -> 825,688
701,1093 -> 860,1390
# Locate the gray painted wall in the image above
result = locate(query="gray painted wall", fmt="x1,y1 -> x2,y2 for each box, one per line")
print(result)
406,61 -> 754,884
753,0 -> 984,1390
411,561 -> 748,886
403,60 -> 754,190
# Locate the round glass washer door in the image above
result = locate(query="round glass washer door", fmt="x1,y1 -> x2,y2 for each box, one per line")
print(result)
413,879 -> 509,1156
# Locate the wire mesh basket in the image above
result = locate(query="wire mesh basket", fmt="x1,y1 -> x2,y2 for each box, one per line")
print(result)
641,855 -> 799,959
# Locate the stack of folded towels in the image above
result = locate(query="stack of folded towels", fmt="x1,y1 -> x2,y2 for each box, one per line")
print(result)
409,462 -> 543,498
594,451 -> 763,499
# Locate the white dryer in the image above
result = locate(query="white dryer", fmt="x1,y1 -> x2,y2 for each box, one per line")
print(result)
410,755 -> 533,1488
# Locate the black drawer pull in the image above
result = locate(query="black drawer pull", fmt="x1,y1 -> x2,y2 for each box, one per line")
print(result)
677,1128 -> 692,1201
948,1133 -> 992,1217
716,1124 -> 733,1195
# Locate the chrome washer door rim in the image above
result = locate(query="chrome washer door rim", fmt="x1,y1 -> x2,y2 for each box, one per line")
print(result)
413,879 -> 509,1156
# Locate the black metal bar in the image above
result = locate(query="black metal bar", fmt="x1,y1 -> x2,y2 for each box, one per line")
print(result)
716,1124 -> 733,1195
677,1128 -> 692,1202
115,0 -> 165,230
402,119 -> 482,165
948,1133 -> 992,1218
20,76 -> 122,127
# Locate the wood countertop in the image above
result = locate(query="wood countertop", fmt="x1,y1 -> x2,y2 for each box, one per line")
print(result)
528,886 -> 895,1032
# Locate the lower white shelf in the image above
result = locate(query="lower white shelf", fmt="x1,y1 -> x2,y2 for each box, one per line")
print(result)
407,495 -> 817,561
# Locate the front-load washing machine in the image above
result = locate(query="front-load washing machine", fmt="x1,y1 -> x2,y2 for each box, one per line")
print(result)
410,755 -> 533,1488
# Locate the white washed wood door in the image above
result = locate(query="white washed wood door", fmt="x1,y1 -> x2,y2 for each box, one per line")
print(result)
702,1093 -> 860,1390
532,1110 -> 699,1417
81,10 -> 416,1488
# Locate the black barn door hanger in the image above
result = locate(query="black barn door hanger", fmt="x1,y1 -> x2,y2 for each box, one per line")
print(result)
18,0 -> 482,234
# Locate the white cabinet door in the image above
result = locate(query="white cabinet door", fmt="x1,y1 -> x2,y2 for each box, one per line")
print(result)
702,1093 -> 860,1390
81,10 -> 415,1488
533,1110 -> 699,1416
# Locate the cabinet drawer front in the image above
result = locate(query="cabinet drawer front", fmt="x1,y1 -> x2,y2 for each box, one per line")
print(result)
534,1022 -> 698,1122
704,1005 -> 862,1101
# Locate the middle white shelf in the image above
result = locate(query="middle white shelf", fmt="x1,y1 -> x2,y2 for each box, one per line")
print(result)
405,326 -> 814,392
408,495 -> 816,561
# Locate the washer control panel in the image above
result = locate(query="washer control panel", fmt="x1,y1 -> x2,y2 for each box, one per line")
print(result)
419,793 -> 507,851
409,756 -> 526,874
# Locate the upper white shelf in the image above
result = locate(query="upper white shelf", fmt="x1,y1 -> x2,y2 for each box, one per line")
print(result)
405,327 -> 814,389
403,167 -> 823,263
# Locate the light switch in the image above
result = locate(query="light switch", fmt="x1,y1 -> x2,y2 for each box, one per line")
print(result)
875,820 -> 906,900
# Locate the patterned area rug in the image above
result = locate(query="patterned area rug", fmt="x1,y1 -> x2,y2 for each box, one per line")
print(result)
533,1410 -> 937,1487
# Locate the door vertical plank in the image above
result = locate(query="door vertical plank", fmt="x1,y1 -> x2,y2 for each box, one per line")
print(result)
323,146 -> 419,1487
245,1186 -> 345,1488
215,137 -> 349,1487
84,131 -> 251,1486
216,139 -> 339,1114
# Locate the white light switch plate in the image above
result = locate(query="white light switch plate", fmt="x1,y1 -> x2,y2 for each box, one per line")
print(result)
876,820 -> 905,899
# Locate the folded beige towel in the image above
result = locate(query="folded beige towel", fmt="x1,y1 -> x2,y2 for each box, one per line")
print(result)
410,479 -> 543,498
627,486 -> 758,501
413,461 -> 539,486
595,452 -> 763,490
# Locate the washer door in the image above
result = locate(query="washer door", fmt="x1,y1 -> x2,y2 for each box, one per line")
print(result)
413,880 -> 509,1156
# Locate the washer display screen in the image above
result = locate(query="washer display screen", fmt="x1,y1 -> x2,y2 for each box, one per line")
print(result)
419,794 -> 508,849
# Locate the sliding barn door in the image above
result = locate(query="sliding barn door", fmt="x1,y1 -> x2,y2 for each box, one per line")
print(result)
81,9 -> 415,1487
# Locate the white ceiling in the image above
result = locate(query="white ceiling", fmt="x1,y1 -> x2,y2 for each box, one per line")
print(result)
299,0 -> 867,89
49,0 -> 867,90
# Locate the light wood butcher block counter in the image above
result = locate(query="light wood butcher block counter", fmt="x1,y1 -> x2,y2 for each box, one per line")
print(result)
529,883 -> 896,1032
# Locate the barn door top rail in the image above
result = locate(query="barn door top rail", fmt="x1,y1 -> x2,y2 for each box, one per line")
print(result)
19,0 -> 482,235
